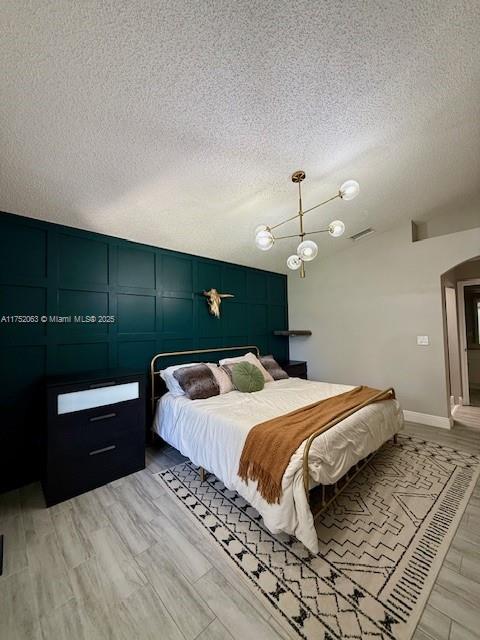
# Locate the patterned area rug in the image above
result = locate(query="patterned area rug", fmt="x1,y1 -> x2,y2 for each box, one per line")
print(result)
157,435 -> 479,640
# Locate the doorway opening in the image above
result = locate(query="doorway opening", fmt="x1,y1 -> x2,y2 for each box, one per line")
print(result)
459,280 -> 480,407
442,257 -> 480,429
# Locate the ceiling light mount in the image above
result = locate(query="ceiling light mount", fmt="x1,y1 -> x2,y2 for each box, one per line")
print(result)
254,170 -> 359,278
291,170 -> 306,183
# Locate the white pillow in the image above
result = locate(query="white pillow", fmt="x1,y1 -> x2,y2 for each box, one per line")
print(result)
219,352 -> 274,383
207,364 -> 234,394
160,362 -> 214,396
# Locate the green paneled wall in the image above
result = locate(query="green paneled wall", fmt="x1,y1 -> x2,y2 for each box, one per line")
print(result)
0,211 -> 288,491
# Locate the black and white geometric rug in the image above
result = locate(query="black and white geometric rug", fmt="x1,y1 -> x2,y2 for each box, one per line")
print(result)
157,435 -> 479,640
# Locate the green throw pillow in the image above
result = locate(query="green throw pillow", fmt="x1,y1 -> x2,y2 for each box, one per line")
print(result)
231,361 -> 264,393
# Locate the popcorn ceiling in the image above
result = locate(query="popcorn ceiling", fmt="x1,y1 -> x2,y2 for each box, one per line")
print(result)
1,1 -> 479,271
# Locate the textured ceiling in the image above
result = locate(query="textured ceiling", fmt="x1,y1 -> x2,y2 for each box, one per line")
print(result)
1,1 -> 479,273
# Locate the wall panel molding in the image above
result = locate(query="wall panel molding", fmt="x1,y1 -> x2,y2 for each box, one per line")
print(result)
0,210 -> 288,491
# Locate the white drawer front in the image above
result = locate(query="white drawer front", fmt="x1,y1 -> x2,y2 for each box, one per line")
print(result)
57,382 -> 139,415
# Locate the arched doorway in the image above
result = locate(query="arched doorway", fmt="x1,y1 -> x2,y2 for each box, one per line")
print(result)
442,255 -> 480,428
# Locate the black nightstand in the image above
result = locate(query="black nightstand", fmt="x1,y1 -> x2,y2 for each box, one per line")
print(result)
281,360 -> 308,379
43,369 -> 146,506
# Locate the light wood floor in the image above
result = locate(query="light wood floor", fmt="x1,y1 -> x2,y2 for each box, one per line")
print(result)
0,422 -> 479,640
453,404 -> 480,430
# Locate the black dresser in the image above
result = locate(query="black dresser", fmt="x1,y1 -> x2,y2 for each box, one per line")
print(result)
282,360 -> 308,379
43,369 -> 146,506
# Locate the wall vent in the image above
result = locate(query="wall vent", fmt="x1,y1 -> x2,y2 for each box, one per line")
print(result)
349,227 -> 374,241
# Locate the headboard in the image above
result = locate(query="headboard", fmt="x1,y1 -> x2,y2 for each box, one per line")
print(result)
150,345 -> 260,414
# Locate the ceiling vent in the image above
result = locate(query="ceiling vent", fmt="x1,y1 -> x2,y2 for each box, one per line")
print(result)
349,227 -> 375,241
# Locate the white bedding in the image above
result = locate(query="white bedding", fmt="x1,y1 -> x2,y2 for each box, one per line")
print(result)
153,377 -> 403,552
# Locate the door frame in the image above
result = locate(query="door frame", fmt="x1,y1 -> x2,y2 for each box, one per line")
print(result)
457,278 -> 480,406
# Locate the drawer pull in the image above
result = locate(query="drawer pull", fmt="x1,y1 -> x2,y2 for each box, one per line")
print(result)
89,380 -> 116,389
89,445 -> 116,456
89,412 -> 116,422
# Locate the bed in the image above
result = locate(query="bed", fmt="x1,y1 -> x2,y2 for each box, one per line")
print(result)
151,346 -> 403,553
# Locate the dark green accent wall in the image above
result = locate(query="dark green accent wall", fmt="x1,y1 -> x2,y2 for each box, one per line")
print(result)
0,211 -> 288,492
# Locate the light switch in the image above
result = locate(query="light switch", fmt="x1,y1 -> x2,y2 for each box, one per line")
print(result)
417,335 -> 429,346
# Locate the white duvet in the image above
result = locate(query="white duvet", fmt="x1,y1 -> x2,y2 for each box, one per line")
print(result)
153,378 -> 403,552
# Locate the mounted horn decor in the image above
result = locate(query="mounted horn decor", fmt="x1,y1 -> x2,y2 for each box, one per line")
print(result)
202,288 -> 234,318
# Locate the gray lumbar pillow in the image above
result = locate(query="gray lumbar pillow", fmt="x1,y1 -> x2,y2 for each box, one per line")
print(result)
259,355 -> 289,380
173,364 -> 220,400
231,362 -> 264,393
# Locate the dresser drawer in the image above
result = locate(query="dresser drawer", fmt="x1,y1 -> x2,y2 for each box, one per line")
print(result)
44,369 -> 146,506
49,402 -> 144,454
44,431 -> 145,506
56,381 -> 140,415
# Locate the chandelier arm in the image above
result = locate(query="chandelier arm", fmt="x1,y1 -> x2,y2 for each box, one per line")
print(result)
268,213 -> 300,231
268,192 -> 340,232
275,228 -> 330,240
273,233 -> 302,240
302,193 -> 341,215
303,229 -> 330,236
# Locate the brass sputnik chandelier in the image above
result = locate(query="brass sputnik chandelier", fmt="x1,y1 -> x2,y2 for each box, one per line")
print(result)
254,171 -> 359,278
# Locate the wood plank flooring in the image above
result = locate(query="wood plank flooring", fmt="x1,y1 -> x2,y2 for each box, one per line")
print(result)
0,422 -> 479,640
453,404 -> 480,429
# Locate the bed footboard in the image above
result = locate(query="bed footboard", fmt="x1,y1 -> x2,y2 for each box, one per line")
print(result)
308,434 -> 398,518
302,387 -> 396,515
308,450 -> 375,517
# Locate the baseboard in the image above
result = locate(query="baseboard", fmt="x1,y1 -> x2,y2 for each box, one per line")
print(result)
403,410 -> 451,429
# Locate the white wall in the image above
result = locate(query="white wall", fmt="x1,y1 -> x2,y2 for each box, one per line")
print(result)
414,201 -> 480,241
288,222 -> 480,418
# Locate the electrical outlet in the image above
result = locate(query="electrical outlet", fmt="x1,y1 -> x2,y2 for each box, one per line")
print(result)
417,335 -> 429,346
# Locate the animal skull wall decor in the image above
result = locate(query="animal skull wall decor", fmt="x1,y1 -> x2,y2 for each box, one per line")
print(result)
202,289 -> 234,318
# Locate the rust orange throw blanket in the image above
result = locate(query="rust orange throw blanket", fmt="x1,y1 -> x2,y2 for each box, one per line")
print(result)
238,385 -> 395,504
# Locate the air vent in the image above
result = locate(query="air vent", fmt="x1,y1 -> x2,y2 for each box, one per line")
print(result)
349,227 -> 375,241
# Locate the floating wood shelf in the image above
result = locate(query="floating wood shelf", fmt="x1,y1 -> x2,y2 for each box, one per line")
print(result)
273,330 -> 312,337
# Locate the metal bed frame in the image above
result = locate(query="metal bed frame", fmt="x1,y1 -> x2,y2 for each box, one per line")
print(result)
150,345 -> 397,518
